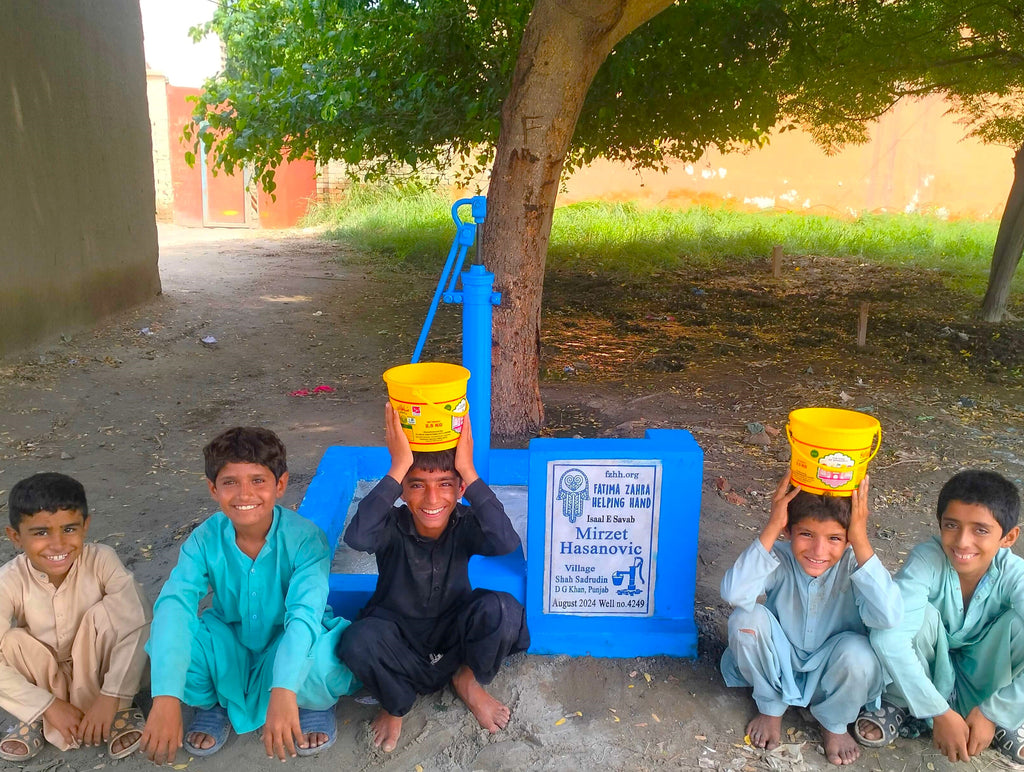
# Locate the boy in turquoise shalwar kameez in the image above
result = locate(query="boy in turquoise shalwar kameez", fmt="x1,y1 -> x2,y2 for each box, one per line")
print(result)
857,469 -> 1024,766
139,427 -> 357,764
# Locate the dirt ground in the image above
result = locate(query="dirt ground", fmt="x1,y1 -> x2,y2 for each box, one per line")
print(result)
1,225 -> 1023,772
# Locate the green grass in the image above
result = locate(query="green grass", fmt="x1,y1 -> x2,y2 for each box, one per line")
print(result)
309,185 -> 1007,295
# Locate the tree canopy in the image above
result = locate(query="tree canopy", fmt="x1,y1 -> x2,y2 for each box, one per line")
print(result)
191,0 -> 1024,436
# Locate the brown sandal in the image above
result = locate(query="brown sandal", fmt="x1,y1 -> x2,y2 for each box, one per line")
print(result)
0,719 -> 44,762
107,705 -> 145,760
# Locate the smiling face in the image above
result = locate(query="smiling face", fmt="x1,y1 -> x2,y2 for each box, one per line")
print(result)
401,468 -> 465,539
786,516 -> 849,577
939,500 -> 1019,584
6,508 -> 89,587
207,462 -> 288,537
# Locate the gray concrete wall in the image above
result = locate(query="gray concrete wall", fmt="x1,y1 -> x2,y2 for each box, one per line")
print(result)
0,1 -> 161,356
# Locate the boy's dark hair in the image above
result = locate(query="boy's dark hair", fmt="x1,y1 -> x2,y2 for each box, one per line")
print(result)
937,469 -> 1020,535
786,490 -> 852,530
8,472 -> 89,529
409,448 -> 458,477
203,427 -> 287,483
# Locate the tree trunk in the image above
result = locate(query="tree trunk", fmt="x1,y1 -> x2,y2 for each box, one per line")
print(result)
981,142 -> 1024,322
482,0 -> 672,441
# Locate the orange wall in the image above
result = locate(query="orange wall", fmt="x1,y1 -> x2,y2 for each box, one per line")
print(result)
561,95 -> 1013,220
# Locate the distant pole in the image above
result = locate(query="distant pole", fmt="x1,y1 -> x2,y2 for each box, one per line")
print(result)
857,301 -> 870,349
771,245 -> 783,278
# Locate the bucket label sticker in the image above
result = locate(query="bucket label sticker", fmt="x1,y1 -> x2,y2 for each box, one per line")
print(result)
543,460 -> 661,617
817,451 -> 856,488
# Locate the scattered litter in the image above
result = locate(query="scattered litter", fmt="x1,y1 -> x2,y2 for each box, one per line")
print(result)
724,491 -> 749,506
355,695 -> 379,705
635,722 -> 648,727
290,389 -> 311,397
140,327 -> 153,336
554,717 -> 566,726
200,335 -> 217,346
763,424 -> 780,437
839,390 -> 853,403
312,385 -> 335,393
746,422 -> 764,434
643,672 -> 652,684
715,476 -> 730,492
313,311 -> 323,316
695,734 -> 707,741
60,451 -> 74,460
959,396 -> 976,408
762,742 -> 808,772
415,765 -> 424,772
629,670 -> 637,678
692,288 -> 706,296
651,713 -> 661,723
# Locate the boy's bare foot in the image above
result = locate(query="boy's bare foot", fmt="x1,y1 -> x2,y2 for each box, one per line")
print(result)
186,731 -> 217,751
370,711 -> 402,753
304,731 -> 328,749
746,713 -> 782,750
855,718 -> 882,743
0,739 -> 28,757
451,665 -> 511,733
822,729 -> 860,765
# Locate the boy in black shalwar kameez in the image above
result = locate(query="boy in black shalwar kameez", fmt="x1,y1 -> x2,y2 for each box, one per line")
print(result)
338,404 -> 529,753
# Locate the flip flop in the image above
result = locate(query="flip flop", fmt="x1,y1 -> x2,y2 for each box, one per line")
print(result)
183,704 -> 231,757
0,719 -> 44,762
295,706 -> 337,757
994,724 -> 1024,768
107,704 -> 146,760
853,700 -> 907,748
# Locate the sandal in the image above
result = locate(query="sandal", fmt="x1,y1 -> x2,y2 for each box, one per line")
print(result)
107,704 -> 146,760
295,706 -> 337,757
183,704 -> 231,757
853,700 -> 907,748
994,724 -> 1024,767
0,719 -> 44,762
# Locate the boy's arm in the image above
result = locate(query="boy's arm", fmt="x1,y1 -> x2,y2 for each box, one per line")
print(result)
720,538 -> 781,610
462,479 -> 521,556
148,531 -> 210,700
974,554 -> 1024,731
343,403 -> 406,553
849,553 -> 904,629
270,527 -> 332,694
93,547 -> 152,700
847,475 -> 876,566
869,542 -> 951,718
720,474 -> 795,609
0,574 -> 56,724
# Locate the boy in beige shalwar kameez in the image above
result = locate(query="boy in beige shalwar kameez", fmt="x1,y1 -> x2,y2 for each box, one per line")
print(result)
0,473 -> 150,762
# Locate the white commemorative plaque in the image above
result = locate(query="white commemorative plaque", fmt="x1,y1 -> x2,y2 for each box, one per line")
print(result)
543,460 -> 661,616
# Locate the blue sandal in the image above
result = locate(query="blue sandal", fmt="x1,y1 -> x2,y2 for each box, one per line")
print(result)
295,706 -> 337,757
183,704 -> 231,757
994,724 -> 1024,768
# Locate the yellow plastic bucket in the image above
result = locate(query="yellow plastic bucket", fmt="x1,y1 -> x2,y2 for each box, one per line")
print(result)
383,362 -> 470,451
786,407 -> 881,496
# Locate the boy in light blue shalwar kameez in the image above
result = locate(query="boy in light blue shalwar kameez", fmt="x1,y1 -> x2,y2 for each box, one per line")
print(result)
721,474 -> 902,766
860,470 -> 1024,766
140,428 -> 357,765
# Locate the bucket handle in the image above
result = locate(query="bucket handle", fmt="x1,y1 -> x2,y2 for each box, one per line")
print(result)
785,424 -> 882,463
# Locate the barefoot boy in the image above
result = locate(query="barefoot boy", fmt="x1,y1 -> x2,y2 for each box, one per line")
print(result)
339,405 -> 529,753
140,427 -> 357,764
0,472 -> 150,763
858,470 -> 1024,765
721,474 -> 902,765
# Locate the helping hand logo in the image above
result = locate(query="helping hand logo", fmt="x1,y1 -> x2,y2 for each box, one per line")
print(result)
556,468 -> 589,523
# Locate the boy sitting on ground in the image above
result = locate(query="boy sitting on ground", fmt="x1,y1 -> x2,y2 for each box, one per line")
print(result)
339,405 -> 530,753
857,470 -> 1024,766
139,427 -> 357,764
0,472 -> 151,762
721,474 -> 902,766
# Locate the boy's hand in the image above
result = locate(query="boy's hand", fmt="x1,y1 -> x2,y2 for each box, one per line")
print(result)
384,402 -> 414,484
262,687 -> 304,760
965,706 -> 996,757
848,474 -> 875,566
139,695 -> 183,765
43,698 -> 83,748
454,413 -> 479,487
933,708 -> 971,762
759,474 -> 800,552
77,693 -> 118,747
